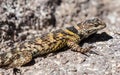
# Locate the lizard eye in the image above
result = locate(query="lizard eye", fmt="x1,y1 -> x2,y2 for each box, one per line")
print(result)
94,24 -> 99,27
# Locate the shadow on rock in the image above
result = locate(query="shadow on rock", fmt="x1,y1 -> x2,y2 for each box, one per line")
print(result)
80,32 -> 113,45
23,59 -> 35,67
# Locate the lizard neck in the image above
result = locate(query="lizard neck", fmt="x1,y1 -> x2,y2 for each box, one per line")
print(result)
66,26 -> 79,35
66,26 -> 85,39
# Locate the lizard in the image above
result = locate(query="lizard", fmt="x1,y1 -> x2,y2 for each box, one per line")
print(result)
0,18 -> 106,68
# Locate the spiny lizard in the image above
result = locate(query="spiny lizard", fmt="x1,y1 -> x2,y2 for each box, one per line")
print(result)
0,18 -> 106,68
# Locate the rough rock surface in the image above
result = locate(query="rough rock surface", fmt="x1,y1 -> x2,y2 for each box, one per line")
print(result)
0,0 -> 120,75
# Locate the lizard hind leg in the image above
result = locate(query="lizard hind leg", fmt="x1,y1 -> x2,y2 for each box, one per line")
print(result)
8,50 -> 33,68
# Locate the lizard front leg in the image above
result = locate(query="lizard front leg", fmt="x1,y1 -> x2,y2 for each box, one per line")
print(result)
67,40 -> 92,54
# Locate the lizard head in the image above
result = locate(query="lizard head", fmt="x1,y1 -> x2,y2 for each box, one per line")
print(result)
76,18 -> 106,37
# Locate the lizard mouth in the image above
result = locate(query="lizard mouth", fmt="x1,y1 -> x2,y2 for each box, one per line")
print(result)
99,22 -> 106,30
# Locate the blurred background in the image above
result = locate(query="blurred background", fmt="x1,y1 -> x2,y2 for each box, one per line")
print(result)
0,0 -> 120,75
